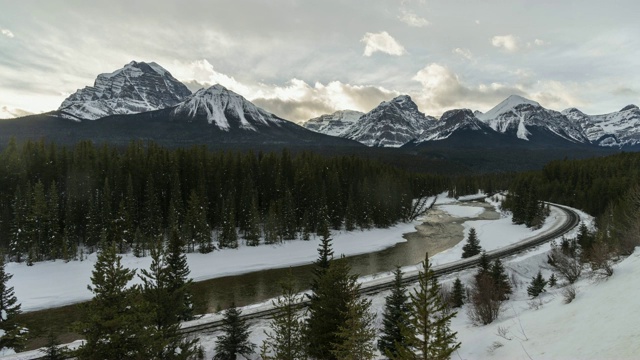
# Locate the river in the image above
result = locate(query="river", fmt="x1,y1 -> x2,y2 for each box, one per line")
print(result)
193,201 -> 499,313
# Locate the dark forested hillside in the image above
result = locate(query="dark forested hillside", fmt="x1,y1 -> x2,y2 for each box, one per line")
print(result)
0,138 -> 449,263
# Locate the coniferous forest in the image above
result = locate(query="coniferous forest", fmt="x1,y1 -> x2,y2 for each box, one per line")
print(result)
0,138 -> 449,263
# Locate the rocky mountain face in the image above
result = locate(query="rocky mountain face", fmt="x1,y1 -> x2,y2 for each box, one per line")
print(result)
563,105 -> 640,147
302,110 -> 364,136
57,61 -> 192,120
418,108 -> 493,142
341,95 -> 437,147
171,84 -> 285,131
475,95 -> 590,144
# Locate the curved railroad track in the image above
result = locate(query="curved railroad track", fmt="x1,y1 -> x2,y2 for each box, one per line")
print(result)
180,203 -> 580,335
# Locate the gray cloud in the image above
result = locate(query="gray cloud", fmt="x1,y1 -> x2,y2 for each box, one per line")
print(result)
252,98 -> 336,122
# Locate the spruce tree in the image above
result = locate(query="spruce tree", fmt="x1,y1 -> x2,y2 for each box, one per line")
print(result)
139,244 -> 198,359
331,286 -> 376,360
378,266 -> 409,358
261,273 -> 306,360
548,273 -> 558,287
527,271 -> 548,298
166,227 -> 194,322
0,256 -> 26,352
214,305 -> 255,360
461,228 -> 482,258
450,277 -> 466,308
305,257 -> 353,360
77,242 -> 154,359
490,258 -> 512,300
390,253 -> 460,360
40,332 -> 68,360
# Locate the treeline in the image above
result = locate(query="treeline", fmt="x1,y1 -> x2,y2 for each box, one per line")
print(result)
0,138 -> 449,263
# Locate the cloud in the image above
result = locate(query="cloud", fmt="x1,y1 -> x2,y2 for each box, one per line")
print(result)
534,39 -> 545,46
1,106 -> 33,118
252,79 -> 399,121
398,10 -> 429,27
361,31 -> 407,57
1,28 -> 14,38
491,35 -> 520,52
452,48 -> 473,60
412,63 -> 526,113
167,59 -> 398,121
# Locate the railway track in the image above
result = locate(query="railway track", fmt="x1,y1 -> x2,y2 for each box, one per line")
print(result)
180,203 -> 580,335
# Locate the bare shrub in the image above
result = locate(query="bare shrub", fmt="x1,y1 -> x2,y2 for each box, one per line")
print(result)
527,298 -> 543,310
510,272 -> 520,289
548,248 -> 582,284
495,326 -> 511,340
468,274 -> 503,325
438,283 -> 453,315
487,341 -> 503,355
589,241 -> 614,278
562,285 -> 577,304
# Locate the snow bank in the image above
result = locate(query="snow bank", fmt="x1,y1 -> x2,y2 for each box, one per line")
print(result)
439,205 -> 484,218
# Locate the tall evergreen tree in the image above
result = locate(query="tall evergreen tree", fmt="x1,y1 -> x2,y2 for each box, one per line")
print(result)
378,266 -> 409,358
213,305 -> 255,360
165,227 -> 194,322
390,253 -> 460,360
77,242 -> 154,359
331,285 -> 376,360
261,273 -> 306,360
461,228 -> 482,258
490,258 -> 512,300
305,256 -> 354,360
0,256 -> 26,352
139,244 -> 198,359
184,190 -> 211,253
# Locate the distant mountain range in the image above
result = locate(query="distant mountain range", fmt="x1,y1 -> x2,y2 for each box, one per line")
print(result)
303,94 -> 640,150
1,61 -> 638,161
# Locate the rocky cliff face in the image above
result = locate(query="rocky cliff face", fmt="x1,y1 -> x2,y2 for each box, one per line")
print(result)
58,61 -> 191,120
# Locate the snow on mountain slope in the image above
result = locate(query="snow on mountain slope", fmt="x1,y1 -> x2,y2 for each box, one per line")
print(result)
302,110 -> 364,136
342,95 -> 436,147
57,61 -> 191,120
563,105 -> 640,147
418,108 -> 494,141
171,84 -> 285,131
478,95 -> 589,143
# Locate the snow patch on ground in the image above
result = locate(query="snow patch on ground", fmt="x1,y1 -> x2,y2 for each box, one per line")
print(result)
438,204 -> 484,218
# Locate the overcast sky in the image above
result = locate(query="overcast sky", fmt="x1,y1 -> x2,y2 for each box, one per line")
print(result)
1,0 -> 639,122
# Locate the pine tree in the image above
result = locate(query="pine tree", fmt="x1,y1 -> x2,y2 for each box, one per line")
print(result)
461,228 -> 482,258
490,258 -> 512,300
0,256 -> 26,352
261,273 -> 306,360
39,332 -> 68,360
548,273 -> 558,287
305,257 -> 354,360
184,190 -> 211,253
139,243 -> 198,359
77,242 -> 154,359
378,266 -> 409,358
214,305 -> 255,360
450,278 -> 466,308
331,286 -> 376,360
390,253 -> 460,360
527,271 -> 548,298
166,227 -> 194,322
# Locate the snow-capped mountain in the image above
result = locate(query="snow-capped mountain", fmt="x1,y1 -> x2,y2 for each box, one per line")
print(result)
563,105 -> 640,147
58,61 -> 191,121
418,108 -> 494,142
342,95 -> 436,147
476,95 -> 589,144
171,84 -> 285,131
302,110 -> 364,136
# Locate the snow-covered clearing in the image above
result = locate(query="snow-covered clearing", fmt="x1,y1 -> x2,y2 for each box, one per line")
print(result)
438,204 -> 484,218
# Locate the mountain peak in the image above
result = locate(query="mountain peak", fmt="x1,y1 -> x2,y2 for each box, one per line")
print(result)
58,61 -> 191,120
478,95 -> 540,121
620,104 -> 639,112
172,84 -> 282,131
